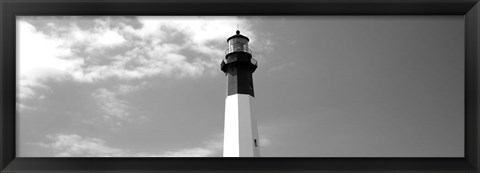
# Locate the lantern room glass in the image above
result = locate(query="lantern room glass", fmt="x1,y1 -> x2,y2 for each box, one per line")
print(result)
228,37 -> 249,53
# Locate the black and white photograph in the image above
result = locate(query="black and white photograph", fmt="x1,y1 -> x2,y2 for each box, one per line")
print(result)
16,16 -> 464,157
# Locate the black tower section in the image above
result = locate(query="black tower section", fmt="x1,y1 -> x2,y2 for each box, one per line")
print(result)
221,30 -> 258,97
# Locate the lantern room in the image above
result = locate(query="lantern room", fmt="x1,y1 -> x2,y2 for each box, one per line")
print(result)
226,30 -> 251,55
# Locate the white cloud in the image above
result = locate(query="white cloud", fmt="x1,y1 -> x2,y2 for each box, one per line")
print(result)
40,134 -> 222,157
96,30 -> 126,46
91,88 -> 131,126
117,82 -> 149,94
133,16 -> 254,44
16,102 -> 37,111
41,134 -> 129,157
137,139 -> 222,157
139,137 -> 223,157
17,21 -> 81,99
68,22 -> 126,51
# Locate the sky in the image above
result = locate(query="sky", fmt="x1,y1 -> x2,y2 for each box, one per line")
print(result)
16,16 -> 464,157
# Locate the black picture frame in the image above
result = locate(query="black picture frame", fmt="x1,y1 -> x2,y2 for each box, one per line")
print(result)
1,0 -> 479,172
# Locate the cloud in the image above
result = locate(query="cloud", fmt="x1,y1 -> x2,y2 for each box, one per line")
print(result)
17,21 -> 81,99
68,23 -> 127,51
16,102 -> 38,111
92,88 -> 130,120
88,82 -> 156,127
40,134 -> 222,157
17,16 -> 255,100
89,87 -> 147,127
90,29 -> 126,47
117,82 -> 149,94
40,134 -> 130,157
130,16 -> 255,45
137,139 -> 222,157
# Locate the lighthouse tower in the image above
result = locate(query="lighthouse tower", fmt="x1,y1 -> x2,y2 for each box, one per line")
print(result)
221,30 -> 260,157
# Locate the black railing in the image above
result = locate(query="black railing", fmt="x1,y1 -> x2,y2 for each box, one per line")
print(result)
250,58 -> 258,66
222,57 -> 258,66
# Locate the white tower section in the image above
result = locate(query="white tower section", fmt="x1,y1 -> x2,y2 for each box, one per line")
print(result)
223,94 -> 260,157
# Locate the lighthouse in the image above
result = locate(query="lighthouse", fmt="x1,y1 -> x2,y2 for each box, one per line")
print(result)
221,30 -> 260,157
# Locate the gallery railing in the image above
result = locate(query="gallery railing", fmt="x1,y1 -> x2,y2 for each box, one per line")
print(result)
222,57 -> 258,66
225,45 -> 252,55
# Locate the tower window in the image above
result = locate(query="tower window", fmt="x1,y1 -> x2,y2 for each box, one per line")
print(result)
254,139 -> 258,147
